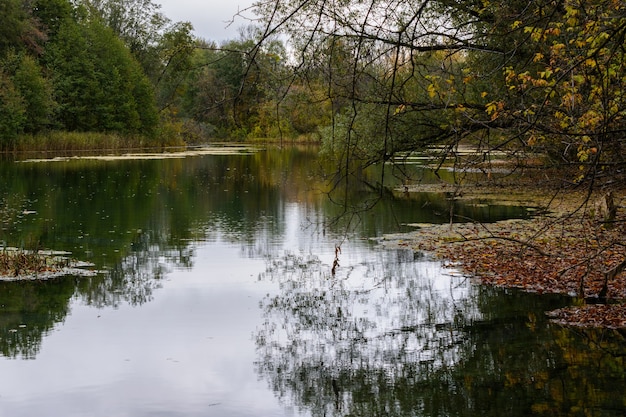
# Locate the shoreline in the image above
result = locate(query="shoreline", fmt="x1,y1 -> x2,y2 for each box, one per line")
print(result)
379,183 -> 626,329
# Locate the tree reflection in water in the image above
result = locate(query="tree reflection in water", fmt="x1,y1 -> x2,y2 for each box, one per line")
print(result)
0,229 -> 194,358
255,247 -> 626,417
256,248 -> 484,416
0,278 -> 75,359
75,229 -> 194,308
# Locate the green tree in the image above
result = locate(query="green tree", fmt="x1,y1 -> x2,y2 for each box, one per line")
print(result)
182,38 -> 259,138
152,22 -> 195,113
182,32 -> 297,140
0,70 -> 26,146
78,0 -> 196,130
0,0 -> 46,55
11,54 -> 56,133
33,0 -> 75,38
44,15 -> 97,131
80,0 -> 170,60
181,43 -> 232,136
44,15 -> 158,134
0,0 -> 29,54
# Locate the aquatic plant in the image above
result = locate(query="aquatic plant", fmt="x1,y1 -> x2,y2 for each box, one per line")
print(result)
0,248 -> 91,280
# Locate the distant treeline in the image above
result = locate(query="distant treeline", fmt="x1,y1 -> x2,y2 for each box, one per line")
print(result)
4,0 -> 626,196
0,0 -> 324,151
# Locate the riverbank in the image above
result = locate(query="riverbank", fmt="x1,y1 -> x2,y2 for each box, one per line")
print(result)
379,183 -> 626,329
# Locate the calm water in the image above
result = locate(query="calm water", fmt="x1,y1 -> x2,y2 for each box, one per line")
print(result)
0,147 -> 624,417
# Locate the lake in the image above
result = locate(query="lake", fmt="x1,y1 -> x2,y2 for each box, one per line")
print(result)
0,146 -> 624,416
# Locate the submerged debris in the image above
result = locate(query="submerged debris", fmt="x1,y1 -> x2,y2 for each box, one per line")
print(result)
547,305 -> 626,329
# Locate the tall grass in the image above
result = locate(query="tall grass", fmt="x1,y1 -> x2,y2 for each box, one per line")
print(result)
14,132 -> 136,152
5,129 -> 186,154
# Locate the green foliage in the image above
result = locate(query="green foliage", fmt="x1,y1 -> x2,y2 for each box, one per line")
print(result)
181,33 -> 314,141
44,16 -> 159,134
0,0 -> 164,149
0,70 -> 26,146
11,54 -> 56,133
33,0 -> 74,38
81,0 -> 170,60
0,0 -> 31,54
282,87 -> 331,136
0,0 -> 333,147
153,22 -> 195,112
81,0 -> 196,116
181,38 -> 258,138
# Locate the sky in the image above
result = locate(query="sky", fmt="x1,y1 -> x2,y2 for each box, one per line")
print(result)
156,0 -> 258,43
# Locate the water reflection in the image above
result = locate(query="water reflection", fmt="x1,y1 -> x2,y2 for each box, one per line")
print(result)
0,278 -> 75,358
256,248 -> 626,417
256,248 -> 474,416
257,249 -> 468,407
0,147 -> 623,416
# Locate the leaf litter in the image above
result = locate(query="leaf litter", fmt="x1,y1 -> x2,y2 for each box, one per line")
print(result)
379,186 -> 626,329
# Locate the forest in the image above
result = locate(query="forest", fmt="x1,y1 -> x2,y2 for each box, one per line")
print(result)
1,0 -> 624,190
2,4 -> 626,414
0,0 -> 319,150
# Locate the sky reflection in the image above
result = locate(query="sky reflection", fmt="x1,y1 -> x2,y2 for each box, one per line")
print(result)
0,240 -> 285,417
2,149 -> 614,417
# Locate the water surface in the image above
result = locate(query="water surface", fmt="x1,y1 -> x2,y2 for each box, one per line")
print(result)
0,147 -> 624,416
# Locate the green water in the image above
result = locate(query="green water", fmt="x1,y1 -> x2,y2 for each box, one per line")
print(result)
0,146 -> 623,416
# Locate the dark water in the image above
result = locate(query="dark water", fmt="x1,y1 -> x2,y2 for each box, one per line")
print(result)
0,147 -> 624,417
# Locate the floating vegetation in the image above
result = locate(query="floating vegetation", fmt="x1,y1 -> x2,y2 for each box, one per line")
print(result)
17,145 -> 261,163
0,247 -> 96,281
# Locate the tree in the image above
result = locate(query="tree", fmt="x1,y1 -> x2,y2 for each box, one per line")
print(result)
182,35 -> 270,138
252,0 -> 626,195
0,0 -> 46,55
0,0 -> 28,54
152,21 -> 195,113
181,42 -> 234,136
252,0 -> 626,302
78,0 -> 198,133
80,0 -> 169,59
11,53 -> 56,133
0,1 -> 53,143
33,0 -> 74,39
0,70 -> 26,146
498,0 -> 626,187
44,14 -> 158,134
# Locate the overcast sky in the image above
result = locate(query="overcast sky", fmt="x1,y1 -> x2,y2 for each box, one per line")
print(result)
156,0 -> 258,43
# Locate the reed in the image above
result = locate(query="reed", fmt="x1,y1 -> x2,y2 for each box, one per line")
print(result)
11,132 -> 147,152
6,129 -> 186,153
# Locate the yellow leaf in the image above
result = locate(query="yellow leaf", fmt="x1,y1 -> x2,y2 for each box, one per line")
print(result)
427,84 -> 437,99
